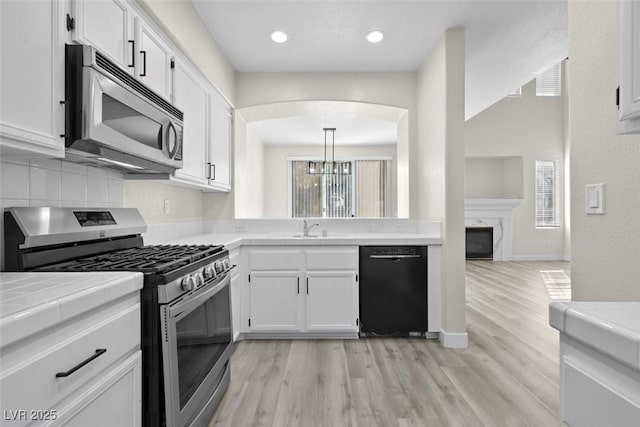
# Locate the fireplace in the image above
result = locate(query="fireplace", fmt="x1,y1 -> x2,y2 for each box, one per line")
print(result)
466,227 -> 493,259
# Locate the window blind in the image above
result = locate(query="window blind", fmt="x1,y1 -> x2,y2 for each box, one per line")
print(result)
535,160 -> 560,228
536,63 -> 562,96
291,159 -> 387,218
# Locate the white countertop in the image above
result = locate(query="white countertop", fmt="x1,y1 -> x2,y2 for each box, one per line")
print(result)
549,301 -> 640,372
166,232 -> 441,250
0,272 -> 143,348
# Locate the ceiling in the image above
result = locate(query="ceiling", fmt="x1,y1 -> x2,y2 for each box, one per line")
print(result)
248,115 -> 397,146
191,0 -> 567,119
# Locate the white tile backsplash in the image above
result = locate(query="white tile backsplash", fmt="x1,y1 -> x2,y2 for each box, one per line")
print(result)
87,175 -> 108,203
61,171 -> 87,202
0,160 -> 125,211
1,162 -> 29,199
29,167 -> 61,201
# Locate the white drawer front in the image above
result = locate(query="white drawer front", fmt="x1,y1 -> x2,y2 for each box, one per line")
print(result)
249,249 -> 303,270
305,247 -> 358,270
0,304 -> 140,423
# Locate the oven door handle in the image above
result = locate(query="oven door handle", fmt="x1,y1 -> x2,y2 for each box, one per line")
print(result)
168,274 -> 230,321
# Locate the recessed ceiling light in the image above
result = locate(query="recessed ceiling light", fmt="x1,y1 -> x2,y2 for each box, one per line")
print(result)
365,30 -> 385,43
270,31 -> 289,43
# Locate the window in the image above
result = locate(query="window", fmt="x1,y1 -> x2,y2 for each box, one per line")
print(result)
536,63 -> 562,96
290,159 -> 388,218
506,87 -> 522,97
535,160 -> 560,228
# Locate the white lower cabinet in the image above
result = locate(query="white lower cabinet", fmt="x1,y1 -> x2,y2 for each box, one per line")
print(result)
243,246 -> 359,337
54,351 -> 142,427
249,271 -> 301,331
306,271 -> 358,332
0,294 -> 141,427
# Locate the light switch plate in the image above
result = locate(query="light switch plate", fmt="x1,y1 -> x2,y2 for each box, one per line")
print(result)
585,183 -> 605,214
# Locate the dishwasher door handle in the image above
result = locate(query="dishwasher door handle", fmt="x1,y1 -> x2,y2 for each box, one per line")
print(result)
368,255 -> 422,259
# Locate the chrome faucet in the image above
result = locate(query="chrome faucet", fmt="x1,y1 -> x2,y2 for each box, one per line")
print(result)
302,219 -> 319,236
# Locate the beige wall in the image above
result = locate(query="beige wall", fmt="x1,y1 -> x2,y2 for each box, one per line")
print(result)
465,157 -> 524,199
235,72 -> 416,111
125,180 -> 202,224
261,143 -> 397,218
568,0 -> 640,300
465,79 -> 566,259
229,74 -> 416,219
417,28 -> 467,342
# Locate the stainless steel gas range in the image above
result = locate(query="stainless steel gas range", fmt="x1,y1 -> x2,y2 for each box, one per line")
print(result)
3,207 -> 233,427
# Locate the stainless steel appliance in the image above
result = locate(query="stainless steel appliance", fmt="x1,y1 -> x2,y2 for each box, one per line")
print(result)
359,246 -> 428,335
3,207 -> 233,427
65,44 -> 183,174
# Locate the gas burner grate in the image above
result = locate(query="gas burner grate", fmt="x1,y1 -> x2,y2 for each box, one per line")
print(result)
38,244 -> 224,275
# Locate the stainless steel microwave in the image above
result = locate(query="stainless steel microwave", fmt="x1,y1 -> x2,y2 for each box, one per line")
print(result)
64,44 -> 183,174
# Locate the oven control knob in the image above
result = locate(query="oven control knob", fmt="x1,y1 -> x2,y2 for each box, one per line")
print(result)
214,261 -> 223,274
203,265 -> 216,280
193,272 -> 205,289
181,276 -> 195,291
223,259 -> 230,270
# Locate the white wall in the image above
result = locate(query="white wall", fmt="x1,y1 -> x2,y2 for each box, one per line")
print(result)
465,79 -> 566,260
416,28 -> 467,346
261,143 -> 397,218
465,157 -> 523,199
568,0 -> 640,300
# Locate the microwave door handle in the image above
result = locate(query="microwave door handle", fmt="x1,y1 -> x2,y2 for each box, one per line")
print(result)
128,40 -> 135,68
140,50 -> 147,77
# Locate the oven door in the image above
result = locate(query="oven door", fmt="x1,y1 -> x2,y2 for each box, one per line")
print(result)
161,274 -> 233,427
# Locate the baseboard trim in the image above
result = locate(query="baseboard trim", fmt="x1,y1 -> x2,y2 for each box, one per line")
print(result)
510,254 -> 566,261
238,331 -> 359,340
439,330 -> 469,348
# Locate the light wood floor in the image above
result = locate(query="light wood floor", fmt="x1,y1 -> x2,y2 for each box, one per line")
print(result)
208,260 -> 570,427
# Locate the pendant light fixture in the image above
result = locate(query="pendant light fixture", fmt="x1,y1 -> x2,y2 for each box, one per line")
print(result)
307,128 -> 352,175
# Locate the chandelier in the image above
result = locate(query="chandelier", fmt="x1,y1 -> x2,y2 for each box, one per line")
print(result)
307,128 -> 352,175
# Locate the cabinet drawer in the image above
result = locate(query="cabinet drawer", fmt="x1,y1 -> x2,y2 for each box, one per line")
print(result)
0,304 -> 140,421
249,249 -> 302,270
305,247 -> 358,270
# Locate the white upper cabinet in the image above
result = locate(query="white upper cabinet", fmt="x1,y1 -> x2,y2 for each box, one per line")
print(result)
0,0 -> 65,158
70,0 -> 134,73
618,0 -> 640,134
207,92 -> 232,190
135,17 -> 173,101
173,59 -> 208,185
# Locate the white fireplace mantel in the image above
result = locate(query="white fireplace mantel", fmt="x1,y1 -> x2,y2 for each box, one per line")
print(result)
465,198 -> 523,261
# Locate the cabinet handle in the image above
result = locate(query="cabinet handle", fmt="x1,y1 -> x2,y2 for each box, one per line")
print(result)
128,40 -> 135,68
211,164 -> 216,181
140,50 -> 147,76
56,349 -> 107,378
306,277 -> 309,294
297,277 -> 300,294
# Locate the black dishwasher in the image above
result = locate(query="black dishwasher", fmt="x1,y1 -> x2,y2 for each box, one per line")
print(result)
359,246 -> 427,335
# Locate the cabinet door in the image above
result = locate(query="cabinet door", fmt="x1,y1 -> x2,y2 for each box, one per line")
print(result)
70,0 -> 133,72
0,0 -> 65,158
207,92 -> 232,190
173,60 -> 208,184
135,17 -> 173,100
305,271 -> 358,332
619,0 -> 640,133
56,351 -> 142,427
248,271 -> 301,332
